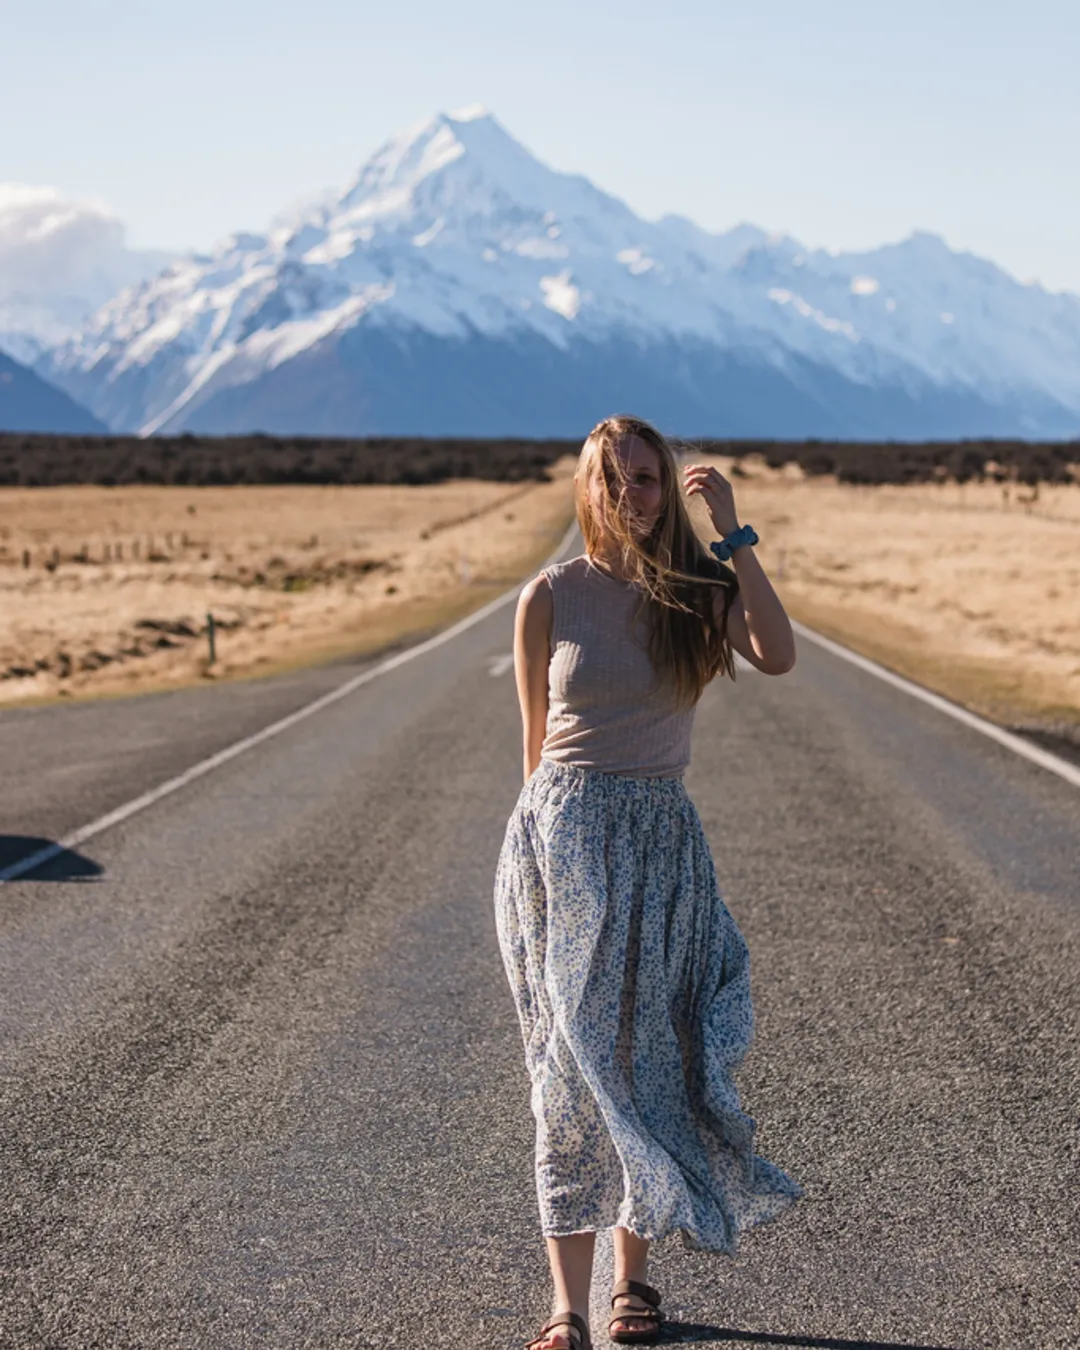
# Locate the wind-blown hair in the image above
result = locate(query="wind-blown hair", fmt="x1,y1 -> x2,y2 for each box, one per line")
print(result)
575,414 -> 740,709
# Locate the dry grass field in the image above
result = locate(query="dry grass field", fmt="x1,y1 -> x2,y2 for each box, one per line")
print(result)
2,450 -> 1077,747
692,453 -> 1079,742
0,456 -> 579,706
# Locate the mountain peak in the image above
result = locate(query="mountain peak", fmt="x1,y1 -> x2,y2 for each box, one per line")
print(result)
896,228 -> 951,255
330,104 -> 612,233
447,102 -> 492,123
333,105 -> 530,217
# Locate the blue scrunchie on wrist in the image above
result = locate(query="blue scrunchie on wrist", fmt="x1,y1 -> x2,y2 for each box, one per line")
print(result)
709,523 -> 759,562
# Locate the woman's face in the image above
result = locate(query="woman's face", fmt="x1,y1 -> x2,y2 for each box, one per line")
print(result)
587,435 -> 665,542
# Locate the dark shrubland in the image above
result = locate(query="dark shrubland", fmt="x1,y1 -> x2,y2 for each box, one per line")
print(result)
0,432 -> 1077,488
0,433 -> 572,487
736,437 -> 1080,486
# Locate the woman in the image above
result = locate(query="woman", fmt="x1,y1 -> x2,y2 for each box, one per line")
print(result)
493,415 -> 803,1350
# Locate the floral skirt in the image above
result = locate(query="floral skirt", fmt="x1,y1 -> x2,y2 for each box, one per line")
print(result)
492,756 -> 802,1253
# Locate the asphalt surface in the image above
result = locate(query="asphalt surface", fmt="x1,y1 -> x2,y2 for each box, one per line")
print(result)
1,533 -> 1078,1350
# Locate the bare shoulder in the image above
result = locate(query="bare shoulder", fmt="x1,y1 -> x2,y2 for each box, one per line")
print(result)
517,570 -> 553,632
520,569 -> 553,607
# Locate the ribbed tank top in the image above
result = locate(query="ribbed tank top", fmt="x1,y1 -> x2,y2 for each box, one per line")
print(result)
538,554 -> 697,778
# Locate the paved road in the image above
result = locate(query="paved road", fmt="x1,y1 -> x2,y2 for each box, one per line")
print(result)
1,533 -> 1078,1350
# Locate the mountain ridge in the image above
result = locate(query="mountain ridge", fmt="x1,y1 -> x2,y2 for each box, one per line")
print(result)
0,349 -> 108,433
33,107 -> 1080,439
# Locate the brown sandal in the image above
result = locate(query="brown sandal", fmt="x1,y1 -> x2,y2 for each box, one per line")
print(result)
525,1309 -> 592,1350
608,1278 -> 662,1344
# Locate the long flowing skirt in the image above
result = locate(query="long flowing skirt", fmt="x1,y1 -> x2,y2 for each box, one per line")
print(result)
492,757 -> 802,1253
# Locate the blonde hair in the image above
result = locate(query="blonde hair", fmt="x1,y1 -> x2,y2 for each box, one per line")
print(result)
574,413 -> 740,709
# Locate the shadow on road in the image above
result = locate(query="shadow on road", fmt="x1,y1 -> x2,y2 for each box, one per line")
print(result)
661,1323 -> 966,1350
0,835 -> 102,881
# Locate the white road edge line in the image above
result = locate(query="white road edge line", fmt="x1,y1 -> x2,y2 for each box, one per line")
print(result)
4,526 -> 1075,884
792,620 -> 1080,790
0,519 -> 581,884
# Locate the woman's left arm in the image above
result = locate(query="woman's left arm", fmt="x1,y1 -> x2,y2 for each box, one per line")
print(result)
722,557 -> 796,675
683,461 -> 796,677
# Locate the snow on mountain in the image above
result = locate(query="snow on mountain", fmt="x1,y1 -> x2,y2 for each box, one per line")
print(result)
721,230 -> 1080,415
0,185 -> 174,364
39,107 -> 1080,438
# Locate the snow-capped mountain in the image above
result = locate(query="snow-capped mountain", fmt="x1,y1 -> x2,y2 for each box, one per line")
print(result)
0,185 -> 174,366
38,106 -> 1080,439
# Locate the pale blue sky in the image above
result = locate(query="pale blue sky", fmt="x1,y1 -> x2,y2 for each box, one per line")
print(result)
3,0 -> 1078,291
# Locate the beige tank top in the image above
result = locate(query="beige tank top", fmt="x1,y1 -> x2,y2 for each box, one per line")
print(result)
538,554 -> 697,778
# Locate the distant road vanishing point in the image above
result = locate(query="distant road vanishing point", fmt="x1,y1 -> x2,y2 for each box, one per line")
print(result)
1,527 -> 1077,1349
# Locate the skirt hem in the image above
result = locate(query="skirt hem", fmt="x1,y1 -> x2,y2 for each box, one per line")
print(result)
539,1190 -> 801,1255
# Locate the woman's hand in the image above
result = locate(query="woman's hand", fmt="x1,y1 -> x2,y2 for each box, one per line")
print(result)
682,463 -> 740,539
685,460 -> 797,674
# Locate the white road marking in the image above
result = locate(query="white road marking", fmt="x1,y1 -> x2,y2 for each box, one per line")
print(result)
488,653 -> 515,677
4,529 -> 1075,883
792,620 -> 1080,790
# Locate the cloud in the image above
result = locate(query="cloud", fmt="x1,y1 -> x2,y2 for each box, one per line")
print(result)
0,185 -> 174,357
